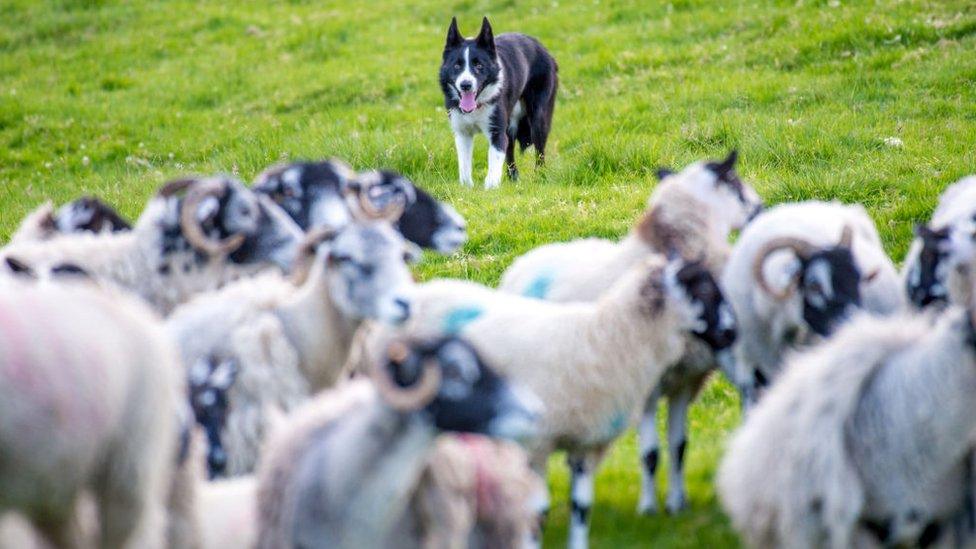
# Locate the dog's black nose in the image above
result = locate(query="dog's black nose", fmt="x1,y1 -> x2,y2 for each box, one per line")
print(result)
459,81 -> 473,92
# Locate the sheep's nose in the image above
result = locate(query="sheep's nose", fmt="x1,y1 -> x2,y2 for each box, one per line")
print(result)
459,80 -> 473,92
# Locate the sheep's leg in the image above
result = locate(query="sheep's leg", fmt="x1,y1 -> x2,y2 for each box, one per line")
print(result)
665,388 -> 692,514
568,453 -> 596,549
637,386 -> 661,515
528,454 -> 550,541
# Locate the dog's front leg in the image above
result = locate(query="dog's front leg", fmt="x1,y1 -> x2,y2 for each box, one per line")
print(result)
454,132 -> 474,187
485,131 -> 507,190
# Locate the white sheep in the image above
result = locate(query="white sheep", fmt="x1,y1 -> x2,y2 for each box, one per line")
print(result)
256,336 -> 541,549
718,306 -> 976,548
902,175 -> 976,308
359,254 -> 736,549
166,216 -> 416,477
1,176 -> 303,315
721,200 -> 903,404
9,196 -> 131,244
0,281 -> 179,548
498,150 -> 761,515
416,435 -> 544,549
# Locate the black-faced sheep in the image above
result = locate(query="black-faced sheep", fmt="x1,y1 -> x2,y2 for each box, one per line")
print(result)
166,216 -> 416,477
256,336 -> 541,549
253,160 -> 468,254
498,150 -> 760,515
903,176 -> 976,309
0,281 -> 179,548
1,176 -> 303,315
721,200 -> 903,406
9,196 -> 131,244
719,306 -> 976,548
358,254 -> 736,549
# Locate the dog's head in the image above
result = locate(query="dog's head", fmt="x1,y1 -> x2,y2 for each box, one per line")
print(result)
439,17 -> 501,114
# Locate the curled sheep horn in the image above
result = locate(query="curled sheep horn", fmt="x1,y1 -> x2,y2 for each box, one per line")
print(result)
372,340 -> 441,412
837,224 -> 853,249
179,178 -> 246,257
345,174 -> 406,222
289,225 -> 339,286
752,236 -> 818,301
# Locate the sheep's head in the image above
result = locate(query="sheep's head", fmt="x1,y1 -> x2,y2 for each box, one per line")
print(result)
253,159 -> 356,231
656,150 -> 763,231
753,225 -> 872,337
157,176 -> 303,271
354,170 -> 468,254
187,357 -> 238,479
373,337 -> 541,441
56,196 -> 131,234
660,258 -> 737,350
255,161 -> 468,254
293,220 -> 417,325
907,224 -> 952,309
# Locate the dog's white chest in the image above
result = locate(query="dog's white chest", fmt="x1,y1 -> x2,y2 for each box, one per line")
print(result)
449,105 -> 495,137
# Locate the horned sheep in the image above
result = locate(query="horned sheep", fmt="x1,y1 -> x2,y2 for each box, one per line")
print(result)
0,281 -> 179,548
1,176 -> 303,315
721,200 -> 904,405
499,150 -> 762,515
358,254 -> 736,549
718,306 -> 976,548
166,215 -> 416,477
256,336 -> 541,549
254,160 -> 468,254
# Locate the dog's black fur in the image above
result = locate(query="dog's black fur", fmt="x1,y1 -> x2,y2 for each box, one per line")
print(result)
440,17 -> 558,185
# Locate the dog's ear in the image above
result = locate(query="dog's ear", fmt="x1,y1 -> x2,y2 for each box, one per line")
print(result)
446,16 -> 463,49
476,17 -> 496,57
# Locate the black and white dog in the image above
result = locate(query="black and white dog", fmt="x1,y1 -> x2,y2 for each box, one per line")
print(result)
439,17 -> 558,189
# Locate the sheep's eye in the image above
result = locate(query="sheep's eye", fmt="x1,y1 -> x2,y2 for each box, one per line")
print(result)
281,187 -> 294,198
331,254 -> 352,265
808,281 -> 823,295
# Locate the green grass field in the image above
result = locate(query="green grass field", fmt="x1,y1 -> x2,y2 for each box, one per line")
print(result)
2,0 -> 976,546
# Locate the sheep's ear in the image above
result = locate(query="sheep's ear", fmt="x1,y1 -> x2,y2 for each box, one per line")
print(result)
445,16 -> 463,49
475,17 -> 496,56
655,168 -> 675,181
5,257 -> 35,278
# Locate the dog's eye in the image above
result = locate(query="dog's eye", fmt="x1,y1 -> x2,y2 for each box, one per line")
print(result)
474,63 -> 483,71
454,63 -> 462,70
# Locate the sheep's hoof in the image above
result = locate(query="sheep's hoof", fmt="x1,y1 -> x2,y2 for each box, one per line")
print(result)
665,494 -> 688,515
637,498 -> 658,516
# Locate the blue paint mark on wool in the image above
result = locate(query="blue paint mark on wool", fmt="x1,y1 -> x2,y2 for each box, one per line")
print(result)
443,306 -> 484,334
605,411 -> 629,439
523,273 -> 554,299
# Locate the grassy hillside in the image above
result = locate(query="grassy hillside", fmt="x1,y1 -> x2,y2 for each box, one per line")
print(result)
2,0 -> 975,546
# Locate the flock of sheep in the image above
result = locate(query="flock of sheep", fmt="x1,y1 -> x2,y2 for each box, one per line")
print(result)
0,152 -> 973,549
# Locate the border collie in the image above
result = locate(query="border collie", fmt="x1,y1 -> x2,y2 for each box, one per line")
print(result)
439,17 -> 558,189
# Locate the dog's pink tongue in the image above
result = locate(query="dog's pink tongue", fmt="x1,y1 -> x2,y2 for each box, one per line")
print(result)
459,91 -> 477,112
